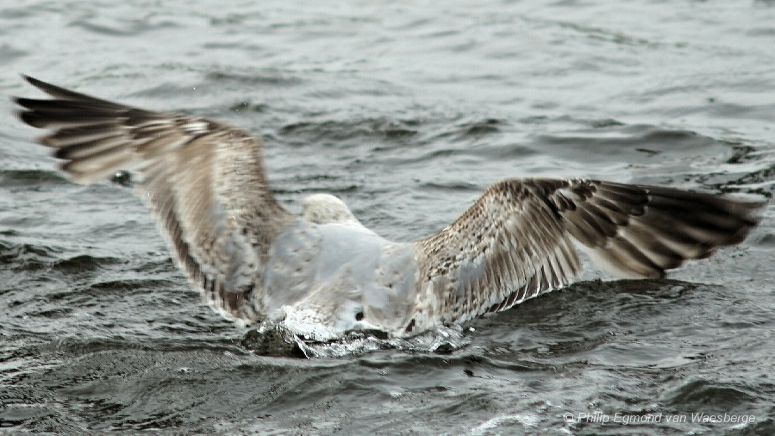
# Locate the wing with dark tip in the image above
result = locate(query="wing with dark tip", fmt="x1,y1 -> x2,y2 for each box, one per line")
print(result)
413,178 -> 766,325
14,76 -> 294,323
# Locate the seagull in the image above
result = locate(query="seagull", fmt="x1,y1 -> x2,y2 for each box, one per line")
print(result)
14,76 -> 767,341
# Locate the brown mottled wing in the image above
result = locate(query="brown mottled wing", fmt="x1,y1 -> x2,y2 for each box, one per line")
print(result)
413,178 -> 765,325
14,76 -> 293,323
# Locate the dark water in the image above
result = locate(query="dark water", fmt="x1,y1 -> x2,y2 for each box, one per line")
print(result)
2,0 -> 775,434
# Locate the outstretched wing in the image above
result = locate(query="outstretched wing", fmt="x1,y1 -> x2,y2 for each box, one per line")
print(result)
413,178 -> 765,326
15,76 -> 294,323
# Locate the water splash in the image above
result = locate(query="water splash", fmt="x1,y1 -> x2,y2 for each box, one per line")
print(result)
245,322 -> 472,358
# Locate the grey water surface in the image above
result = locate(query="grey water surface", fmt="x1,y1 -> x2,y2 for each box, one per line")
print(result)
1,0 -> 775,434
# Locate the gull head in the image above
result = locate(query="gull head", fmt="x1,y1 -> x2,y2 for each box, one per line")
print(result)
302,194 -> 361,225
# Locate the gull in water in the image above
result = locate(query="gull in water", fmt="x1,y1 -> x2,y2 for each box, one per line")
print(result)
14,76 -> 767,341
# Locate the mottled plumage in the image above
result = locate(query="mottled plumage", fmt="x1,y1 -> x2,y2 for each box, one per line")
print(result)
14,76 -> 767,340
